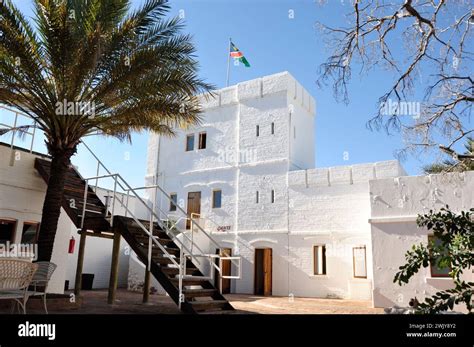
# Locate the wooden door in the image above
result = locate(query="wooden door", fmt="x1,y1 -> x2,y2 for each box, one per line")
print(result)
215,248 -> 232,294
254,248 -> 272,296
186,192 -> 201,229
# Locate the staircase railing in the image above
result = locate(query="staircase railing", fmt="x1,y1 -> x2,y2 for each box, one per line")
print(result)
1,105 -> 241,302
78,141 -> 241,303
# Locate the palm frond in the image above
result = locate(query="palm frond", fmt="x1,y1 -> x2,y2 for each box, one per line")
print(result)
0,0 -> 213,152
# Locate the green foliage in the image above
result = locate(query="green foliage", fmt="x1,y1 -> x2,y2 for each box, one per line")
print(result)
423,137 -> 474,174
0,0 -> 213,153
394,207 -> 474,313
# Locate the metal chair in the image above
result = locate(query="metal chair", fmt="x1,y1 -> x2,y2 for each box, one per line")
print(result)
0,259 -> 38,314
29,262 -> 57,314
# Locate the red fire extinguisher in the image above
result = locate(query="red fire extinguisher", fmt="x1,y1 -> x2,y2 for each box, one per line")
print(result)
68,237 -> 75,254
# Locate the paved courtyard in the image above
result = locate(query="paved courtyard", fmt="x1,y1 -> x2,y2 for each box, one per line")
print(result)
0,289 -> 383,314
227,294 -> 383,314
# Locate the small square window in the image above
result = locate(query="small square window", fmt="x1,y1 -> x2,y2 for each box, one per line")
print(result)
212,190 -> 222,208
21,222 -> 40,245
0,219 -> 16,245
314,245 -> 327,275
169,193 -> 177,211
256,125 -> 260,137
198,132 -> 207,149
186,134 -> 194,151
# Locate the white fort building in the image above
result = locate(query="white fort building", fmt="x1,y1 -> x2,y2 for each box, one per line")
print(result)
138,71 -> 474,305
0,71 -> 472,310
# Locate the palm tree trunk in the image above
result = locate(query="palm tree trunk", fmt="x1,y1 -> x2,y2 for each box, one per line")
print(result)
37,149 -> 74,261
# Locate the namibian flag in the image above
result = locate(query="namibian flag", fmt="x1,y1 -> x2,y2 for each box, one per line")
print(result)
230,41 -> 250,67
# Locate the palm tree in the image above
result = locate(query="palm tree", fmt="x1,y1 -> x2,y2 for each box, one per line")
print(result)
0,0 -> 212,261
423,137 -> 474,174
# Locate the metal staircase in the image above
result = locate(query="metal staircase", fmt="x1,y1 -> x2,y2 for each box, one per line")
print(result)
34,145 -> 241,313
2,105 -> 241,313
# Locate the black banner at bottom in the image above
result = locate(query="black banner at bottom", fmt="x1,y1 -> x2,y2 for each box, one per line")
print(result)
0,314 -> 471,346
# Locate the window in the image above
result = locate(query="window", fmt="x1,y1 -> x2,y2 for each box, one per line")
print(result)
256,191 -> 259,203
428,235 -> 451,277
271,122 -> 275,135
256,125 -> 260,137
0,219 -> 16,245
169,193 -> 177,211
353,246 -> 367,278
198,132 -> 207,149
313,245 -> 327,275
186,134 -> 194,151
21,222 -> 39,245
271,190 -> 275,203
212,190 -> 222,208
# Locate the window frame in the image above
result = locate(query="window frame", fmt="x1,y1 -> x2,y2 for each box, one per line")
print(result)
352,246 -> 367,279
169,193 -> 178,212
428,235 -> 451,278
0,218 -> 17,245
212,189 -> 222,209
198,132 -> 207,150
185,134 -> 194,152
21,221 -> 40,245
313,245 -> 327,275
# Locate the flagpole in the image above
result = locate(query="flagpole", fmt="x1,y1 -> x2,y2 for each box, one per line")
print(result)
226,37 -> 231,87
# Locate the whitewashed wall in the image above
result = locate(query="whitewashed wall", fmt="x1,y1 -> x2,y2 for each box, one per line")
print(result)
138,72 -> 416,301
0,144 -> 71,293
369,171 -> 474,309
0,144 -> 142,292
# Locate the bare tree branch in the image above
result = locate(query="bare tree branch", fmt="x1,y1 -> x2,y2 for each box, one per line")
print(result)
317,0 -> 473,162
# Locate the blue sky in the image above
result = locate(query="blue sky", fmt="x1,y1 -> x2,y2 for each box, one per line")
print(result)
5,0 -> 451,188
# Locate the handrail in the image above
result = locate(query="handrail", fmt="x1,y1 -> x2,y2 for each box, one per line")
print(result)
126,184 -> 221,250
2,106 -> 242,300
0,105 -> 38,155
126,184 -> 240,268
119,184 -> 206,262
122,186 -> 206,255
81,174 -> 180,268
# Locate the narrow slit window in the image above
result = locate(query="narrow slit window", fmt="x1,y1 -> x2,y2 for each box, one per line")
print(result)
256,125 -> 260,137
353,246 -> 367,278
256,191 -> 259,203
271,122 -> 275,135
198,132 -> 207,149
313,245 -> 327,275
186,134 -> 194,151
271,190 -> 275,203
212,190 -> 222,208
169,193 -> 177,211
